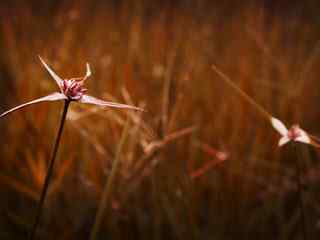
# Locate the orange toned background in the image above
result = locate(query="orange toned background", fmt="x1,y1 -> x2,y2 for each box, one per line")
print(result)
1,1 -> 320,239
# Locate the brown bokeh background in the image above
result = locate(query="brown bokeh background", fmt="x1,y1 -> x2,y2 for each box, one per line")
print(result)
1,1 -> 320,239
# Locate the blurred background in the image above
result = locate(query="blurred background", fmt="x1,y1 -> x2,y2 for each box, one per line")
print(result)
1,0 -> 320,239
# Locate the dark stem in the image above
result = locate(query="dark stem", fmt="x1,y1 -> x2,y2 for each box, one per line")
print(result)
29,100 -> 70,240
294,143 -> 308,240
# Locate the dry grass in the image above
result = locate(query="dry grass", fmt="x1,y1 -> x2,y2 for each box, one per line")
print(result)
1,1 -> 320,239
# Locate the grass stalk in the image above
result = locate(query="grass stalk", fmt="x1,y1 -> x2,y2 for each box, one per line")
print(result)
89,119 -> 130,240
29,100 -> 70,240
211,64 -> 271,120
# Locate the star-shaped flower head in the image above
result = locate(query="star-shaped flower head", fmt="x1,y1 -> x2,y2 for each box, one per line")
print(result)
0,56 -> 143,118
271,117 -> 311,147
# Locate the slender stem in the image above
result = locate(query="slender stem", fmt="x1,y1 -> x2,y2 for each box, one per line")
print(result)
89,119 -> 130,240
294,143 -> 308,240
29,100 -> 70,240
211,64 -> 271,120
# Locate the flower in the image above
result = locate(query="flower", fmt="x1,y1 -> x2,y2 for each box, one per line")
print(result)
211,64 -> 320,149
270,117 -> 311,147
0,56 -> 143,118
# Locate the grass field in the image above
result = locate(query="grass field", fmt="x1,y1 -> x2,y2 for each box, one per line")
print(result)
1,1 -> 320,239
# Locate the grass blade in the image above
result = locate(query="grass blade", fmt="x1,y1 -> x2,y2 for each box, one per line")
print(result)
89,119 -> 130,240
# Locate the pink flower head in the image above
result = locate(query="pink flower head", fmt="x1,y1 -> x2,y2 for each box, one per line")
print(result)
43,59 -> 91,101
0,56 -> 143,118
287,125 -> 304,140
62,79 -> 87,100
270,117 -> 311,147
216,151 -> 229,161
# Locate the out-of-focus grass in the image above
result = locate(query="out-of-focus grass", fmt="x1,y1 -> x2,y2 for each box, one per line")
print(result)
1,1 -> 320,239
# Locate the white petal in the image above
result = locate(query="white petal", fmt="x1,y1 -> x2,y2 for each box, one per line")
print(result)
38,56 -> 64,91
295,133 -> 311,144
278,136 -> 290,147
270,117 -> 288,136
0,92 -> 67,118
79,94 -> 144,111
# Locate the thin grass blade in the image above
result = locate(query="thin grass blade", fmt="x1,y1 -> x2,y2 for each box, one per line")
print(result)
89,119 -> 130,240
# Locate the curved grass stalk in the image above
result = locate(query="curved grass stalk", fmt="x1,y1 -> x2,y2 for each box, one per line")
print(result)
89,119 -> 130,240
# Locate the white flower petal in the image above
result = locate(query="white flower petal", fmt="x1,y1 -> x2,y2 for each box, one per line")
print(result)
295,134 -> 311,144
38,56 -> 64,91
79,94 -> 144,111
0,92 -> 67,118
278,136 -> 290,147
270,117 -> 288,136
